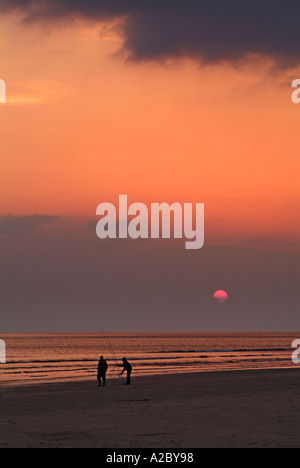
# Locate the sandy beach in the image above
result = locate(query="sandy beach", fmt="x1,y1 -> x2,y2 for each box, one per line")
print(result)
0,369 -> 299,448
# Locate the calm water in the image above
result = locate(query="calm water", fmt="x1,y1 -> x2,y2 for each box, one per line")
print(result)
0,332 -> 298,386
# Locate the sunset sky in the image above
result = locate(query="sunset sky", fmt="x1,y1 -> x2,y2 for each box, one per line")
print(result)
0,1 -> 299,331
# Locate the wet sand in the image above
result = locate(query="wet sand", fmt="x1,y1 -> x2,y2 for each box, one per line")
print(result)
0,369 -> 299,448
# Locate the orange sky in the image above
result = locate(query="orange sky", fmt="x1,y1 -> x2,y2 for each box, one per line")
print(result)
1,12 -> 299,250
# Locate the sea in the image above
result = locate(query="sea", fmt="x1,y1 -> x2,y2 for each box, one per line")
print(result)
0,332 -> 298,386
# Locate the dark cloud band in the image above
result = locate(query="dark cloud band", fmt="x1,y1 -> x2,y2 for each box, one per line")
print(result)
1,0 -> 300,67
0,215 -> 58,234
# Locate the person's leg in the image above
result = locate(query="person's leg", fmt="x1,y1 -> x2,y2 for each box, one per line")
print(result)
103,373 -> 106,386
126,371 -> 131,385
98,373 -> 105,386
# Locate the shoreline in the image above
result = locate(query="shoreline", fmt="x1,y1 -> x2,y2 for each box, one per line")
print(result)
1,364 -> 298,389
0,368 -> 299,448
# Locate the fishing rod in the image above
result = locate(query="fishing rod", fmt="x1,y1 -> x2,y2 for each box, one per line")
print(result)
100,329 -> 125,385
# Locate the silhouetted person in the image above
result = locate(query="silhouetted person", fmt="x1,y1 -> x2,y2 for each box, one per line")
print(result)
119,357 -> 132,385
98,356 -> 108,387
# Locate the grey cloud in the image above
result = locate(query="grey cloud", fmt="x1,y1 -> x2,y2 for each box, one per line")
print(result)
0,216 -> 299,332
1,0 -> 300,68
0,215 -> 59,234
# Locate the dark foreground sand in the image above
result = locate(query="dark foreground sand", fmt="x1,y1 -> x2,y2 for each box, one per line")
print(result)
0,369 -> 299,448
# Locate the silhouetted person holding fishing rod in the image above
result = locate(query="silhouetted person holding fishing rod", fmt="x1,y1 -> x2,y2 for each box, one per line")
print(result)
97,356 -> 108,387
119,357 -> 132,385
